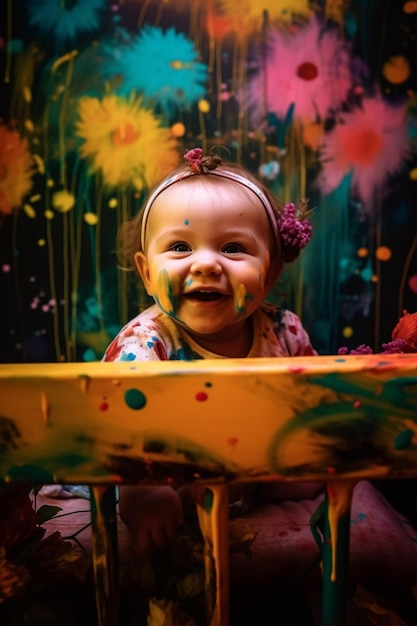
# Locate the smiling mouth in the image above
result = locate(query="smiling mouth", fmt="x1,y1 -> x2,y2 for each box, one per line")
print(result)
185,290 -> 225,302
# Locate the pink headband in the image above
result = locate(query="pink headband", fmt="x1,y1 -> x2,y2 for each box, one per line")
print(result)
140,167 -> 279,251
140,147 -> 313,261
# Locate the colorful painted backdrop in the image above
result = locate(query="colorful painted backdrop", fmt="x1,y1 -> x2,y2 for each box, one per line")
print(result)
0,0 -> 416,363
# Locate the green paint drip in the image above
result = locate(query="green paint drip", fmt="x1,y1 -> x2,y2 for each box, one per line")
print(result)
125,388 -> 147,410
203,487 -> 214,512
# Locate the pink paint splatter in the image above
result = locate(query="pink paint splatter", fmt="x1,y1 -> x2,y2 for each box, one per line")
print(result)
248,18 -> 353,124
316,94 -> 411,206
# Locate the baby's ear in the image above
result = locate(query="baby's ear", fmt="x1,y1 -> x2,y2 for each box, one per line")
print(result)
135,252 -> 152,295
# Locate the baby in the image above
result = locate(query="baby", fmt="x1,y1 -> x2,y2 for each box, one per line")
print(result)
102,147 -> 322,555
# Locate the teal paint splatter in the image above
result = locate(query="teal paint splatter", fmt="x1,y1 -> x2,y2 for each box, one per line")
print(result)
125,388 -> 147,410
121,351 -> 136,361
184,219 -> 189,225
395,429 -> 414,450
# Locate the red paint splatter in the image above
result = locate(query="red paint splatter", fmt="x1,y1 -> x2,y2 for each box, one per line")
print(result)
227,436 -> 239,446
99,401 -> 109,411
288,366 -> 305,373
327,466 -> 336,474
196,391 -> 208,401
297,62 -> 319,80
353,400 -> 361,409
288,324 -> 298,335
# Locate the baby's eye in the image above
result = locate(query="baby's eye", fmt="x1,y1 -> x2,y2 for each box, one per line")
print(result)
169,242 -> 191,253
223,243 -> 245,254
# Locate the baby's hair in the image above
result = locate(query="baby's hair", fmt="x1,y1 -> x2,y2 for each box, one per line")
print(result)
116,152 -> 311,272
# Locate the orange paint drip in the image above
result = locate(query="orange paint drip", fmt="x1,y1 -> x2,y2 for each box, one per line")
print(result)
327,480 -> 356,582
40,391 -> 50,426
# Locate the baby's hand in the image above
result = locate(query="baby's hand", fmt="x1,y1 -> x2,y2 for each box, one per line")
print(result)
119,485 -> 183,556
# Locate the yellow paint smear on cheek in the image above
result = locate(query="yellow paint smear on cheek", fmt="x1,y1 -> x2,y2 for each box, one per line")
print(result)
327,480 -> 356,582
235,283 -> 247,315
154,269 -> 181,315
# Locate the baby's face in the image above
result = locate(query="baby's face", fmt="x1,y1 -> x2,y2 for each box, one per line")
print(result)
135,178 -> 276,351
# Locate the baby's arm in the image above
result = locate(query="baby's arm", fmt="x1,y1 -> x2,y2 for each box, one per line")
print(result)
119,485 -> 183,556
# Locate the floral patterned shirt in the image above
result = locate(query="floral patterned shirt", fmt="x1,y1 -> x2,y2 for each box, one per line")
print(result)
102,302 -> 317,362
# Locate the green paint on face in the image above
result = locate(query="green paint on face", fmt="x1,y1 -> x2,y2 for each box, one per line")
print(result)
125,388 -> 147,410
156,269 -> 181,317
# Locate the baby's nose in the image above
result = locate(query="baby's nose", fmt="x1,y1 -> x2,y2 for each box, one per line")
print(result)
190,251 -> 222,275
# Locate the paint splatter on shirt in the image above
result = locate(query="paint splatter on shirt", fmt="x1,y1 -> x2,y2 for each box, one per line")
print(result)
102,302 -> 317,362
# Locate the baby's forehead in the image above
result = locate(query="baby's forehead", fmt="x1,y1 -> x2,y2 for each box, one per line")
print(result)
155,174 -> 265,209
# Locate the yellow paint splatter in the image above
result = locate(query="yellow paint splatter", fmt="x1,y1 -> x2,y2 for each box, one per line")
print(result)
23,86 -> 32,103
23,204 -> 36,218
53,190 -> 75,213
342,326 -> 353,338
32,153 -> 45,174
84,212 -> 99,226
198,99 -> 210,113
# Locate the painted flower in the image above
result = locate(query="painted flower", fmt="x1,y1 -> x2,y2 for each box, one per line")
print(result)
102,26 -> 208,119
76,94 -> 179,190
248,18 -> 353,125
316,94 -> 412,205
218,0 -> 312,32
27,0 -> 105,46
0,125 -> 34,216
